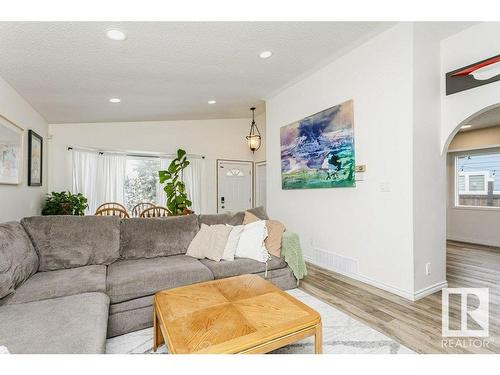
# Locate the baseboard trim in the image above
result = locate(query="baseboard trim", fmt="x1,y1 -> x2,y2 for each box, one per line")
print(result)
447,235 -> 500,248
305,256 -> 448,301
413,281 -> 448,301
304,256 -> 415,300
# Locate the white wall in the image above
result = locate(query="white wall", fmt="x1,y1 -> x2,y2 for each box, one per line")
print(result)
441,22 -> 500,151
412,24 -> 447,294
0,75 -> 48,222
266,24 -> 418,298
48,118 -> 262,214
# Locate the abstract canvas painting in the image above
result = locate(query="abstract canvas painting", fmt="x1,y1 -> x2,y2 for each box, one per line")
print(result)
0,115 -> 23,185
281,100 -> 355,190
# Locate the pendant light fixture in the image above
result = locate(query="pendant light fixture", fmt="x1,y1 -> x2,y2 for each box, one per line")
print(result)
246,107 -> 261,153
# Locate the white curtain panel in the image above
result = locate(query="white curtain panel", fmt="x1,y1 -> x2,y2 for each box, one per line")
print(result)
156,157 -> 172,207
184,158 -> 204,214
72,150 -> 99,214
72,150 -> 126,214
97,153 -> 127,206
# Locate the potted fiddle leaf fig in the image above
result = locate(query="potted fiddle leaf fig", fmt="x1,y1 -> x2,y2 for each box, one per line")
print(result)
158,149 -> 193,215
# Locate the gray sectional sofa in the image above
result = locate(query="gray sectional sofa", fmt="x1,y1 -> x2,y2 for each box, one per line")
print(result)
0,208 -> 297,354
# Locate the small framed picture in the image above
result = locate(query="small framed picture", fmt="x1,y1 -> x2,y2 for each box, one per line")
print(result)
28,130 -> 43,186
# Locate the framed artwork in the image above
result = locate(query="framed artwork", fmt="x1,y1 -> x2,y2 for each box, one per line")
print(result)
280,99 -> 355,190
28,130 -> 43,186
0,114 -> 24,185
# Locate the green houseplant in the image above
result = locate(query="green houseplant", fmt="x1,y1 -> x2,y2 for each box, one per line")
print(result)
158,149 -> 193,215
41,191 -> 88,216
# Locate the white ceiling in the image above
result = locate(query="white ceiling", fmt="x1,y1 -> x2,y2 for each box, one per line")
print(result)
0,22 -> 395,123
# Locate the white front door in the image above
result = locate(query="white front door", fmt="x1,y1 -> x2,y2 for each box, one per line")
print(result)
217,160 -> 253,213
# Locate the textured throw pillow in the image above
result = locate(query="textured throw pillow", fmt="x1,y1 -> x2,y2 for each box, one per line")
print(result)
265,220 -> 286,257
235,220 -> 270,263
243,211 -> 285,257
186,224 -> 232,262
243,211 -> 260,225
222,225 -> 244,261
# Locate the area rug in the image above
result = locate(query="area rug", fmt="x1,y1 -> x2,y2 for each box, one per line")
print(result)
106,288 -> 414,354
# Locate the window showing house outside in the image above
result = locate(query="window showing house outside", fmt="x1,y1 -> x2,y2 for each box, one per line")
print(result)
456,152 -> 500,208
124,156 -> 161,212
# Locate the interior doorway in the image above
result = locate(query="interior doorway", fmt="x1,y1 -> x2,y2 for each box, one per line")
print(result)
446,106 -> 500,246
216,159 -> 253,213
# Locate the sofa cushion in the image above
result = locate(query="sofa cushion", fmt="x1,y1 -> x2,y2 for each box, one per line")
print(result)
107,295 -> 154,338
119,215 -> 199,260
21,216 -> 120,271
106,255 -> 213,303
0,222 -> 39,300
198,211 -> 245,226
199,255 -> 287,279
6,265 -> 106,305
0,292 -> 110,354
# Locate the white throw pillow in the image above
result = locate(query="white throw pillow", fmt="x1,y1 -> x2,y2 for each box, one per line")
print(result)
234,220 -> 270,263
222,225 -> 244,261
0,346 -> 10,354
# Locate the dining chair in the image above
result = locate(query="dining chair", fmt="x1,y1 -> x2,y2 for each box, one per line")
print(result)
139,206 -> 172,218
96,202 -> 127,212
131,202 -> 155,217
94,207 -> 130,218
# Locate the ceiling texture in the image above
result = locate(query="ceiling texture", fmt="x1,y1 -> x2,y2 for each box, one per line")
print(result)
0,22 -> 395,123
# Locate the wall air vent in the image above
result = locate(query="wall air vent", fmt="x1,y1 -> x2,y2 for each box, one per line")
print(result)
309,247 -> 359,275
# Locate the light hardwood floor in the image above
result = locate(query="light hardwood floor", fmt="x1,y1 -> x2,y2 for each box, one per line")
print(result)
299,241 -> 500,353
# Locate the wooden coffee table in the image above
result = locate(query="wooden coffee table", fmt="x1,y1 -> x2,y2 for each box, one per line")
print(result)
153,274 -> 322,354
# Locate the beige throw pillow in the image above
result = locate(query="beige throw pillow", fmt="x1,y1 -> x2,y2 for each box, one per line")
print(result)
243,211 -> 260,225
186,224 -> 232,262
243,211 -> 285,257
265,220 -> 285,257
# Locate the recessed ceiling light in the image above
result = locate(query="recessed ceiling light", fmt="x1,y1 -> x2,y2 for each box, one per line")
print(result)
109,98 -> 121,103
259,51 -> 273,59
461,125 -> 472,129
208,100 -> 217,104
106,29 -> 126,41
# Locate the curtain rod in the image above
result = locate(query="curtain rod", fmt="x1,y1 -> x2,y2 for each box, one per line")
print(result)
67,145 -> 205,159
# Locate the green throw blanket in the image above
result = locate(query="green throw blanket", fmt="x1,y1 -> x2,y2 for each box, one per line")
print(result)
280,231 -> 307,284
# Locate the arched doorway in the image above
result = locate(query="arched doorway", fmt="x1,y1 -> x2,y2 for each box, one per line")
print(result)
443,105 -> 500,345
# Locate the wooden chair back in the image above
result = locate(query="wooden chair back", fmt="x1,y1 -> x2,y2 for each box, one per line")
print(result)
96,202 -> 127,212
131,202 -> 155,217
139,206 -> 172,218
95,207 -> 130,218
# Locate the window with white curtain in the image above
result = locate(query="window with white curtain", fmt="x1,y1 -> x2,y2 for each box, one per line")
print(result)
124,156 -> 161,212
71,149 -> 204,214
